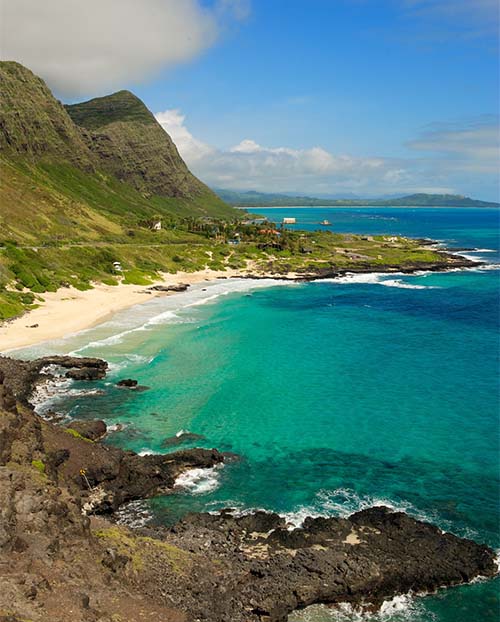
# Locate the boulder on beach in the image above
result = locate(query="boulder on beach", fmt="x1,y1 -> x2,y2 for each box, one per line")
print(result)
147,283 -> 189,292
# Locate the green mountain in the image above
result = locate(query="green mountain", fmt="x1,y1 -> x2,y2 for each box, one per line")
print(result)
65,90 -> 212,200
0,62 -> 488,322
0,60 -> 236,246
0,61 -> 239,318
215,188 -> 499,208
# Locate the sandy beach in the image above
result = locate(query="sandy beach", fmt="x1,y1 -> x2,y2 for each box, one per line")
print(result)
0,267 -> 259,353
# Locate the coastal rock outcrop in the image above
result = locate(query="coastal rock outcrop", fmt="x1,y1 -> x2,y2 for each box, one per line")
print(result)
65,419 -> 107,441
117,378 -> 138,388
151,508 -> 497,621
0,358 -> 497,622
0,355 -> 109,404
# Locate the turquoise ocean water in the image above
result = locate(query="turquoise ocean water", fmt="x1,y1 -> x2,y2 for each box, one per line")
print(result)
14,208 -> 500,621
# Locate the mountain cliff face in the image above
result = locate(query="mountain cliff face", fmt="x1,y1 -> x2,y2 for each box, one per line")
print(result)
0,61 -> 94,169
0,60 -> 233,218
65,91 -> 214,200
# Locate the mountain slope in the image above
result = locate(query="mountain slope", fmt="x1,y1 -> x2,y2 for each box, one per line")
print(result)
0,60 -> 236,238
0,60 -> 239,318
0,61 -> 95,169
65,91 -> 216,200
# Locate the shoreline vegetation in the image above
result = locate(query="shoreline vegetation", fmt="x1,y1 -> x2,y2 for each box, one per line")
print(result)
0,62 -> 487,329
0,242 -> 480,353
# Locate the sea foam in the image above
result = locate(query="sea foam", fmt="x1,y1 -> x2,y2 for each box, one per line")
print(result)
174,464 -> 223,495
318,273 -> 437,290
288,592 -> 436,621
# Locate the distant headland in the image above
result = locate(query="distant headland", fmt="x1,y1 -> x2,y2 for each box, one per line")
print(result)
215,188 -> 500,208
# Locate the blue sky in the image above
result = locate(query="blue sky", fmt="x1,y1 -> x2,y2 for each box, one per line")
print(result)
3,0 -> 499,199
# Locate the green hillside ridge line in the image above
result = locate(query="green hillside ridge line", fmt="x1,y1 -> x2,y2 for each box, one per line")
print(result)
64,90 -> 156,129
215,188 -> 499,208
65,90 -> 214,200
0,61 -> 95,170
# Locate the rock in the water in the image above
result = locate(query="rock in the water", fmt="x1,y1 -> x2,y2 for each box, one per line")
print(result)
116,378 -> 149,391
117,378 -> 138,388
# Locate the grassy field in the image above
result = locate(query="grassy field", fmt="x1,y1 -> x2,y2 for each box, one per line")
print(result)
0,215 -> 448,321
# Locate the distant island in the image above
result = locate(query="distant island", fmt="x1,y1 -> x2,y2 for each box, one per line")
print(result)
215,188 -> 500,208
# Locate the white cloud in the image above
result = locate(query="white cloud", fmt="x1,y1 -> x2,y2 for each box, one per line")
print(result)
407,116 -> 500,173
0,0 -> 248,97
155,109 -> 499,198
156,109 -> 214,161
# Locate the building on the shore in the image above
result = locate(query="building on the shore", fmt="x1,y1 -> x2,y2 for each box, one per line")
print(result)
150,220 -> 162,231
112,261 -> 123,272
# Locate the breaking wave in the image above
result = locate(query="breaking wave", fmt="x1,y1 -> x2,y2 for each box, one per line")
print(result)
174,464 -> 224,495
318,273 -> 438,290
289,594 -> 436,622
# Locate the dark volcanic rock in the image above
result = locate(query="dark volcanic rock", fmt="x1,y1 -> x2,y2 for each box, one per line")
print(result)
0,355 -> 108,404
39,355 -> 108,373
116,378 -> 150,391
156,507 -> 498,621
0,356 -> 497,622
65,366 -> 105,381
65,419 -> 107,441
116,378 -> 138,388
79,447 -> 225,514
147,283 -> 190,292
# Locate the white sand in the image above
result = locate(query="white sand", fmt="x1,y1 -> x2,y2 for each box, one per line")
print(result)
0,268 -> 265,352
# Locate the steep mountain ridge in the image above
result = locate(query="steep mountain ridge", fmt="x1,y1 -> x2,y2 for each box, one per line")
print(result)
0,61 -> 95,169
0,60 -> 236,318
65,90 -> 215,200
0,60 -> 235,228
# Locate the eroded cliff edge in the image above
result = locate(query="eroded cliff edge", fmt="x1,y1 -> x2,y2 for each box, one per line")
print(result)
0,357 -> 497,622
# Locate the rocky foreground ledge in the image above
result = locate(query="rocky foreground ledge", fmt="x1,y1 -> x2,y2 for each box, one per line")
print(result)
0,357 -> 497,622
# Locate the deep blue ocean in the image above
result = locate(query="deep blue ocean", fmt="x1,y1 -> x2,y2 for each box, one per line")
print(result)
16,208 -> 500,621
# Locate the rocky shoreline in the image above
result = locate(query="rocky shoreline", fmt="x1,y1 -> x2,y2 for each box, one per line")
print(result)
237,249 -> 483,282
0,355 -> 497,621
